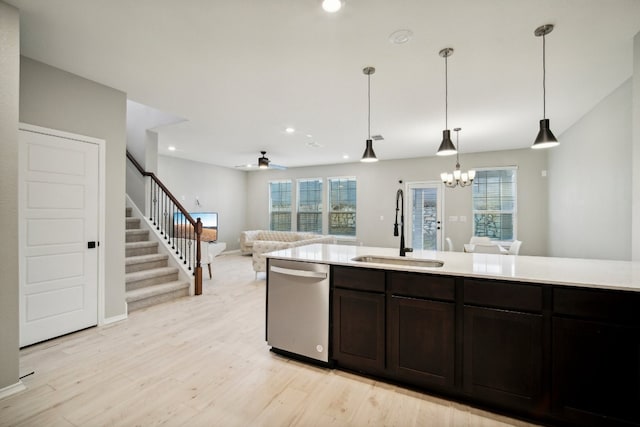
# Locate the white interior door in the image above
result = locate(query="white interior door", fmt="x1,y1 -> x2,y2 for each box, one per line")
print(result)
19,128 -> 99,347
406,182 -> 443,251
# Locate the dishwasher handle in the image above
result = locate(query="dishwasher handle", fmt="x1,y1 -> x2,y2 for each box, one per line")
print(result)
270,265 -> 328,279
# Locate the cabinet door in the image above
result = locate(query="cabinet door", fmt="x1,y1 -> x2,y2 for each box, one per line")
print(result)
333,288 -> 385,373
388,295 -> 455,390
463,306 -> 544,413
552,317 -> 640,427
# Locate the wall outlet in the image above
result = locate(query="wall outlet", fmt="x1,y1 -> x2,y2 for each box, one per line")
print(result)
380,215 -> 384,221
459,215 -> 467,222
449,216 -> 458,222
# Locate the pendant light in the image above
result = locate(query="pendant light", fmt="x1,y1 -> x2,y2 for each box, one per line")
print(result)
361,66 -> 378,162
532,24 -> 559,149
441,128 -> 475,188
436,48 -> 457,156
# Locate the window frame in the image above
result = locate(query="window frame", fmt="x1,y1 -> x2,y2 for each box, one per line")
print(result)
327,176 -> 357,238
471,166 -> 518,243
296,178 -> 323,234
268,179 -> 292,231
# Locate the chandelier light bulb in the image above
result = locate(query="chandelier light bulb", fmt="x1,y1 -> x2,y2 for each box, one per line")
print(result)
322,0 -> 342,13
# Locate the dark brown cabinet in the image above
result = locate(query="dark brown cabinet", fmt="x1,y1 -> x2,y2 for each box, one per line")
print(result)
332,266 -> 386,373
463,306 -> 544,413
552,287 -> 640,427
328,265 -> 640,427
387,272 -> 456,391
462,279 -> 546,414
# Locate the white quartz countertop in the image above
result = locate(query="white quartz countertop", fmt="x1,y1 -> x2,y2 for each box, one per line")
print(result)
265,244 -> 640,292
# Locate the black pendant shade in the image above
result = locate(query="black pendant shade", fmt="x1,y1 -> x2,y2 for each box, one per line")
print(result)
361,66 -> 379,162
436,48 -> 457,157
532,24 -> 559,149
361,139 -> 378,162
437,129 -> 457,156
532,118 -> 559,149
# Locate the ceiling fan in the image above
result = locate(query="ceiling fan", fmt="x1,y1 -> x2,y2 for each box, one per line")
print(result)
235,151 -> 287,170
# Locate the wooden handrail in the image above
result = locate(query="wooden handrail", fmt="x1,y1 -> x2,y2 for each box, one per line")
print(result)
127,151 -> 203,295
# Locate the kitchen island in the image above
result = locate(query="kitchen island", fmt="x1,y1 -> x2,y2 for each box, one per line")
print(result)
265,244 -> 640,427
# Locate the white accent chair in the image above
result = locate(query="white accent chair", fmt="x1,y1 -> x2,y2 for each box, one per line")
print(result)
508,240 -> 522,255
445,237 -> 454,251
469,236 -> 491,245
174,238 -> 226,279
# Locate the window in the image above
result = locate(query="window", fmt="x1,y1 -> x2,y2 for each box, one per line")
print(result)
328,177 -> 356,236
297,178 -> 323,233
269,180 -> 292,231
472,168 -> 517,241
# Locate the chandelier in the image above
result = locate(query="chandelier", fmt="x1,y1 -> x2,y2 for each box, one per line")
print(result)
440,128 -> 475,188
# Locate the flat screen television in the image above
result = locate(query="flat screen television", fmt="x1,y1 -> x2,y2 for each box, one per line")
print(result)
173,211 -> 218,242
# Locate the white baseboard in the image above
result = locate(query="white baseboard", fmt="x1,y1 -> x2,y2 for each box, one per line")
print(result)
0,381 -> 26,401
102,312 -> 128,325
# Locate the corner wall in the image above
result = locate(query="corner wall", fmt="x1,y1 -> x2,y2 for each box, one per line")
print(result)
0,0 -> 20,393
548,79 -> 632,260
157,155 -> 248,251
19,57 -> 128,319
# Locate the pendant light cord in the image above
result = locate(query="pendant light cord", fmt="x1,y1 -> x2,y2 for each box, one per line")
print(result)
445,54 -> 448,129
542,34 -> 546,119
367,73 -> 371,139
455,129 -> 460,167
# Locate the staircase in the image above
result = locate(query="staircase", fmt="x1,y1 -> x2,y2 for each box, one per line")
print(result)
125,207 -> 190,312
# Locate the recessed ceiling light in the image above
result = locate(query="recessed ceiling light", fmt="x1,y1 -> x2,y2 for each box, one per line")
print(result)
389,29 -> 413,44
343,154 -> 349,159
168,146 -> 176,151
322,0 -> 342,13
306,134 -> 313,138
285,127 -> 295,133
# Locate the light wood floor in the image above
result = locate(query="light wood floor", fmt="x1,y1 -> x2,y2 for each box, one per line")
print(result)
1,253 -> 539,427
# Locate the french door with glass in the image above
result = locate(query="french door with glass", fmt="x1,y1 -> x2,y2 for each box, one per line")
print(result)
406,182 -> 443,251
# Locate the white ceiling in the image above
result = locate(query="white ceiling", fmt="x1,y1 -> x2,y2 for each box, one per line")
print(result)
8,0 -> 640,169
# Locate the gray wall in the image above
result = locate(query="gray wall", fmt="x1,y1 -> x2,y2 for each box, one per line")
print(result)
0,0 -> 20,392
126,100 -> 181,211
20,57 -> 128,319
157,155 -> 248,251
245,148 -> 548,256
548,80 -> 632,260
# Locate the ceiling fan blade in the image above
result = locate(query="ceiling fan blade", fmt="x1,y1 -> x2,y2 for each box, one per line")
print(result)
268,163 -> 287,170
234,163 -> 258,169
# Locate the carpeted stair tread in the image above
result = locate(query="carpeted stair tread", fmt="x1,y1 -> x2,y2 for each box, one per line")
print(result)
125,253 -> 168,265
125,266 -> 178,282
125,241 -> 158,249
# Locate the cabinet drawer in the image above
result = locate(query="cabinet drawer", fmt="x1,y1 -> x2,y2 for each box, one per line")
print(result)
332,266 -> 385,292
464,279 -> 542,313
553,286 -> 640,324
389,272 -> 455,301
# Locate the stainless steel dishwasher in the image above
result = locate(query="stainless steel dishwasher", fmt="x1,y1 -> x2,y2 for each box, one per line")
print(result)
266,258 -> 330,363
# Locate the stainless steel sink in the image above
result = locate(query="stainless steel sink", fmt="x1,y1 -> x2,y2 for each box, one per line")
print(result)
351,255 -> 444,268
